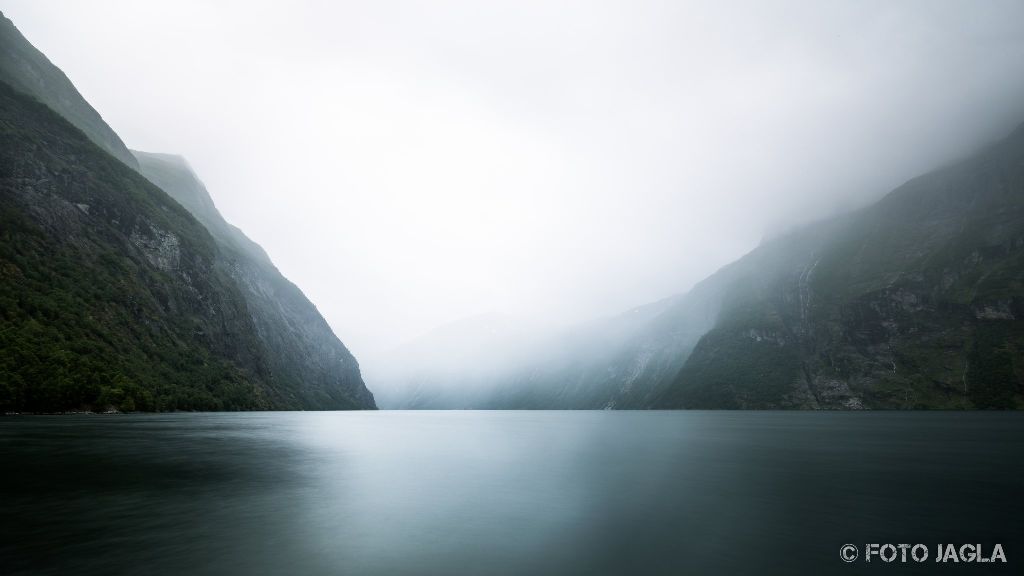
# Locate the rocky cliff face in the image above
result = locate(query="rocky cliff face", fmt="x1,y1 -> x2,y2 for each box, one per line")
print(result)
0,12 -> 374,411
134,152 -> 375,410
0,81 -> 272,410
656,125 -> 1024,409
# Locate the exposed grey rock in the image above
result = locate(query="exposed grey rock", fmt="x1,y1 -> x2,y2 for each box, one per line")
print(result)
133,151 -> 376,410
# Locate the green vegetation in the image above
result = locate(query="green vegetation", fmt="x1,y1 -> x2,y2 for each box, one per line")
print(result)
661,326 -> 802,409
656,124 -> 1024,409
0,80 -> 273,412
967,323 -> 1023,409
0,9 -> 374,412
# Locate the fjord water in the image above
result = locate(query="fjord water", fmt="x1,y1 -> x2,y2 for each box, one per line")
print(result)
1,412 -> 1020,575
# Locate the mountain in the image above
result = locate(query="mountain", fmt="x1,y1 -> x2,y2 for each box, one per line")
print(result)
0,80 -> 268,411
134,152 -> 375,410
656,125 -> 1024,409
373,294 -> 716,410
381,124 -> 1024,411
495,289 -> 723,409
369,313 -> 554,409
0,12 -> 374,411
0,13 -> 137,169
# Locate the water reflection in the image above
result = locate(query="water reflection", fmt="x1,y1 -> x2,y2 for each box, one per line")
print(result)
1,412 -> 1021,575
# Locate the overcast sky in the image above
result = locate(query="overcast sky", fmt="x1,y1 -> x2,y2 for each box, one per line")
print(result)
5,0 -> 1024,362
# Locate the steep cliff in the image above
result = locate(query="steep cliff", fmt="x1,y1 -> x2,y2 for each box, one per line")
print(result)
134,152 -> 375,410
0,13 -> 137,169
0,12 -> 374,411
0,80 -> 271,410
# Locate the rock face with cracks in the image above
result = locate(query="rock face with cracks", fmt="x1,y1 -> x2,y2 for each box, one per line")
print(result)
135,151 -> 375,411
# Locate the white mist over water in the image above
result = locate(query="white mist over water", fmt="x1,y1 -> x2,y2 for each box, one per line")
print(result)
4,0 -> 1024,367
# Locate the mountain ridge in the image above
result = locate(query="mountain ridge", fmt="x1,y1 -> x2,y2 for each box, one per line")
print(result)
134,150 -> 375,410
0,12 -> 375,411
0,13 -> 137,169
378,122 -> 1024,410
656,120 -> 1024,409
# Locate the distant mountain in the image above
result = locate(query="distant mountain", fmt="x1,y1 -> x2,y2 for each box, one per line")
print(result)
500,291 -> 724,409
0,12 -> 374,411
369,313 -> 552,408
656,124 -> 1024,409
383,124 -> 1024,410
374,295 -> 716,410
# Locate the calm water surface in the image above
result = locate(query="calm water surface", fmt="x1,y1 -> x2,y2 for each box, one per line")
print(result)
1,411 -> 1020,575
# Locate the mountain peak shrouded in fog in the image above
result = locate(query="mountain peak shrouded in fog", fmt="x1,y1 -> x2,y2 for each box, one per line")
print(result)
0,11 -> 137,168
1,6 -> 1021,575
367,313 -> 552,408
379,119 -> 1024,410
5,1 -> 1024,367
5,2 -> 1024,410
0,9 -> 375,411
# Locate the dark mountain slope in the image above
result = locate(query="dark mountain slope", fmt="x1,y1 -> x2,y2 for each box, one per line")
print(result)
0,10 -> 375,410
0,80 -> 374,411
0,80 -> 271,411
0,13 -> 137,169
657,125 -> 1024,409
134,152 -> 375,410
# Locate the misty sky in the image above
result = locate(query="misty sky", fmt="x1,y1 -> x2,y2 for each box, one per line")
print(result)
5,0 -> 1024,362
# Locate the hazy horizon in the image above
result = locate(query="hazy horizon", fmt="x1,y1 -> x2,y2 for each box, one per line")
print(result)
6,0 -> 1024,365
